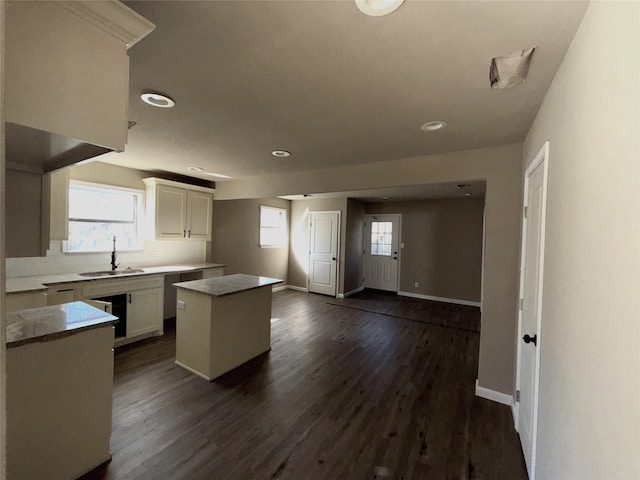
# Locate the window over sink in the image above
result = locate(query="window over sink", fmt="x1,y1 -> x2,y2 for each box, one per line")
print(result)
64,181 -> 144,253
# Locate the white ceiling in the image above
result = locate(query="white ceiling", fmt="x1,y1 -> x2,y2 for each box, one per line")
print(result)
102,1 -> 588,184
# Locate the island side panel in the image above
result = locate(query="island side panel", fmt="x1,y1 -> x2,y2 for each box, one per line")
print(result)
175,288 -> 213,380
6,326 -> 114,480
209,286 -> 272,380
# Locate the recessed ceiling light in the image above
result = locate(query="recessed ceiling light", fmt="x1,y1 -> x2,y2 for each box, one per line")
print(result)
461,193 -> 472,197
356,0 -> 404,17
421,121 -> 447,131
188,166 -> 204,172
204,172 -> 232,179
141,92 -> 175,108
272,150 -> 291,158
381,196 -> 389,200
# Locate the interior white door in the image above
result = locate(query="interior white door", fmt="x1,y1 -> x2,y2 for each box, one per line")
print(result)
308,212 -> 339,296
364,214 -> 400,292
517,144 -> 548,479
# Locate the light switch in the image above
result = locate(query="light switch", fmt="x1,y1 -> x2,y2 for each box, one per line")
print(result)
177,300 -> 185,310
400,243 -> 405,248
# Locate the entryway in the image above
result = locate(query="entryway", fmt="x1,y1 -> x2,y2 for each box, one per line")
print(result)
364,214 -> 401,292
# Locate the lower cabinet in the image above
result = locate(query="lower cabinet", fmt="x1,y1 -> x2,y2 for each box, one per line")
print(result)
127,288 -> 163,338
80,275 -> 164,346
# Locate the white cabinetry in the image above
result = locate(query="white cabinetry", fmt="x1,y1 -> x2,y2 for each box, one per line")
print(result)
80,275 -> 164,345
127,288 -> 163,337
5,0 -> 154,153
143,178 -> 214,241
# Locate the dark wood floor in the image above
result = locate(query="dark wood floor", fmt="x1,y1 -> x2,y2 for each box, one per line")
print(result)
82,290 -> 526,480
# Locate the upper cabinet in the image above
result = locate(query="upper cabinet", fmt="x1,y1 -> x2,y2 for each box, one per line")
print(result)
4,1 -> 155,171
143,178 -> 215,241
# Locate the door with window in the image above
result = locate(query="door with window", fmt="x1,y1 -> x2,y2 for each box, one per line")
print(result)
364,214 -> 400,292
308,211 -> 339,297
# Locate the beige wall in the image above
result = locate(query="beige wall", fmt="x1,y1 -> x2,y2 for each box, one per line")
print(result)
365,197 -> 484,302
211,198 -> 290,283
343,199 -> 365,294
216,143 -> 523,395
523,2 -> 639,478
288,197 -> 348,294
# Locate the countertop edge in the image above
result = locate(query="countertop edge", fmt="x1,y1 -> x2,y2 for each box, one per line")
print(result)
6,319 -> 116,349
6,263 -> 226,294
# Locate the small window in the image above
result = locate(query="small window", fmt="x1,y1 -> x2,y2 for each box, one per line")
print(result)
370,221 -> 393,256
260,206 -> 287,248
65,182 -> 144,253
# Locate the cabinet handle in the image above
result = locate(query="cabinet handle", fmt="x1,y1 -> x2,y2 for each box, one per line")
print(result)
128,294 -> 132,304
188,229 -> 191,238
183,229 -> 186,237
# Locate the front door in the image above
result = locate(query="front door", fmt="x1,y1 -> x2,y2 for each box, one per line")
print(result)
308,211 -> 339,296
517,143 -> 549,479
364,214 -> 400,292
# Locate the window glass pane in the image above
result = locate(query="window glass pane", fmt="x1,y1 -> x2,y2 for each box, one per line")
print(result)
370,221 -> 393,256
69,184 -> 136,222
260,206 -> 286,247
66,182 -> 142,253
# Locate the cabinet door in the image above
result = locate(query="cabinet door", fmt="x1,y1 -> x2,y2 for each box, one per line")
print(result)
126,288 -> 162,338
156,185 -> 188,239
186,190 -> 212,240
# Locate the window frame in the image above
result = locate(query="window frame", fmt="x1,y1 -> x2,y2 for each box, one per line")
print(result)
259,205 -> 287,248
63,180 -> 145,254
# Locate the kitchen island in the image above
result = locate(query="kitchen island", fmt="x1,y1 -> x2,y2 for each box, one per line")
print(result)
6,302 -> 117,480
173,274 -> 282,381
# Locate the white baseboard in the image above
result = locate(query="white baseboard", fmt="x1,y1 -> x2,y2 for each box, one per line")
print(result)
272,285 -> 288,292
512,401 -> 519,432
337,286 -> 364,299
398,291 -> 481,308
286,285 -> 308,293
475,379 -> 513,406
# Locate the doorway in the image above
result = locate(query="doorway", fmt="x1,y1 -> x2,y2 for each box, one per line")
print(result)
364,214 -> 401,292
308,211 -> 340,297
515,142 -> 549,479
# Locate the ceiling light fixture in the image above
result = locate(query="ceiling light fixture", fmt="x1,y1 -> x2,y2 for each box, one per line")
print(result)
356,0 -> 404,17
272,150 -> 291,158
188,166 -> 204,172
461,193 -> 472,197
141,92 -> 175,108
421,121 -> 447,131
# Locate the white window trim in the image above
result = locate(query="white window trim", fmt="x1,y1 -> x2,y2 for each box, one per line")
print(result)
63,180 -> 145,253
259,205 -> 287,248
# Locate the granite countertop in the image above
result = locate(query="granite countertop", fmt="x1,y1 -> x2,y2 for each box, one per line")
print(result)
6,263 -> 226,294
174,273 -> 282,297
6,301 -> 118,348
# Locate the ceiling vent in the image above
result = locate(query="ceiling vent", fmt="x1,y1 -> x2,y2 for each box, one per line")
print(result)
490,47 -> 536,90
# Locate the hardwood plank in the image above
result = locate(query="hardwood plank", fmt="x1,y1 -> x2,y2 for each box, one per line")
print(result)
81,289 -> 526,480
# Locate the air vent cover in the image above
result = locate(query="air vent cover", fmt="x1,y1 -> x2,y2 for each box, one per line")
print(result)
490,47 -> 536,89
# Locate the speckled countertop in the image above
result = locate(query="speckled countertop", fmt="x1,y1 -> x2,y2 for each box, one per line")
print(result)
174,274 -> 282,297
6,263 -> 226,294
6,301 -> 118,348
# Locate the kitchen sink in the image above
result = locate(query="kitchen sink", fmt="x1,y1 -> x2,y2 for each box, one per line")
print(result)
79,268 -> 145,277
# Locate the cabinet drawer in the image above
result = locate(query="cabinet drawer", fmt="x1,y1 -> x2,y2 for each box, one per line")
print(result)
82,275 -> 163,298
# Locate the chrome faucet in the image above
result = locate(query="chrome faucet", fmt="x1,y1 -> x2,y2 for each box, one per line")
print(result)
111,236 -> 119,271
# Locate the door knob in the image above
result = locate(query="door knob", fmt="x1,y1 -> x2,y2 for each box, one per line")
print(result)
332,257 -> 336,261
393,257 -> 397,260
523,334 -> 537,346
